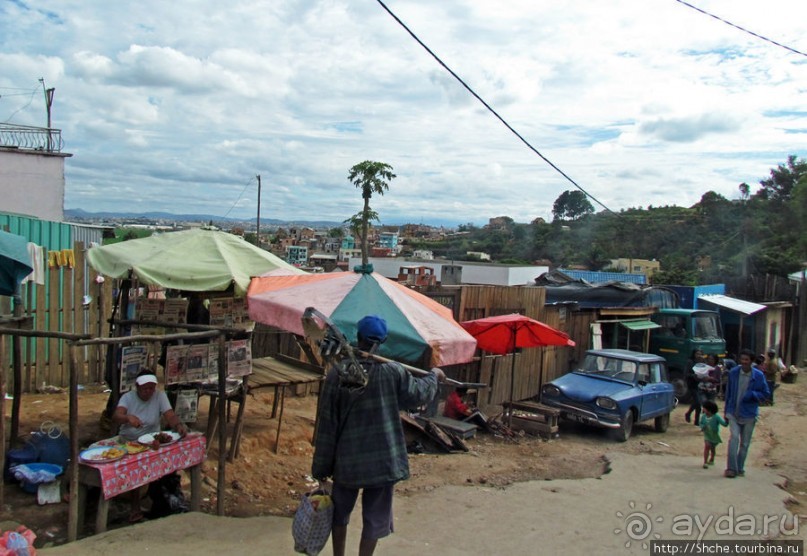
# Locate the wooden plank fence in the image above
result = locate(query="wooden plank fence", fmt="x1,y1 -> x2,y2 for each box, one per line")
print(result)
2,241 -> 113,392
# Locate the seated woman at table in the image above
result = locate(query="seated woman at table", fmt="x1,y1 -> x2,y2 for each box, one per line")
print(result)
113,372 -> 187,442
112,371 -> 187,522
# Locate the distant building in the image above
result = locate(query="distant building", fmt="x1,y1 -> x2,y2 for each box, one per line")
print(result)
466,251 -> 491,261
609,258 -> 661,279
412,249 -> 434,260
286,245 -> 308,266
341,235 -> 355,250
351,256 -> 548,286
377,231 -> 399,250
0,123 -> 72,221
339,247 -> 362,262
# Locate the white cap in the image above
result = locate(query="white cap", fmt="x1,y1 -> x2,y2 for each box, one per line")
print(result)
135,374 -> 158,386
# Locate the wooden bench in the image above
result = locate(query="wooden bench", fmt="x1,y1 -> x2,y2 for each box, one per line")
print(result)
502,401 -> 560,438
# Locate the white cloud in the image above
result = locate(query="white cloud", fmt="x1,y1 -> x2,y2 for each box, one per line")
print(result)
1,0 -> 806,226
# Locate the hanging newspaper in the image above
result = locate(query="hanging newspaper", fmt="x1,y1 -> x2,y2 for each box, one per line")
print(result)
226,339 -> 252,378
165,344 -> 188,385
174,389 -> 199,423
120,345 -> 148,392
208,297 -> 252,330
133,298 -> 189,335
185,344 -> 210,382
208,298 -> 234,328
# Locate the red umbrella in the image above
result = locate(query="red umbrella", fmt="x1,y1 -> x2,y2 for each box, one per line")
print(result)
461,314 -> 575,423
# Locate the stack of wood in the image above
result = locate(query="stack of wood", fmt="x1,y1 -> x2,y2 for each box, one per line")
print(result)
401,414 -> 469,453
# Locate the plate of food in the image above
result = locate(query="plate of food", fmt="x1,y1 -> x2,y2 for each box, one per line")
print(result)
80,446 -> 128,464
123,441 -> 149,454
138,431 -> 181,448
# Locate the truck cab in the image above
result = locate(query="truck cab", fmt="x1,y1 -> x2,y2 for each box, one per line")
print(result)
649,308 -> 725,399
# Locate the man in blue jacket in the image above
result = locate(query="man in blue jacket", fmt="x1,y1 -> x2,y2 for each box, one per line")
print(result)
723,349 -> 770,478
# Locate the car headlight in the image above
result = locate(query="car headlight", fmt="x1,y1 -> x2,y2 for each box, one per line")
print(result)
596,397 -> 617,410
542,384 -> 560,397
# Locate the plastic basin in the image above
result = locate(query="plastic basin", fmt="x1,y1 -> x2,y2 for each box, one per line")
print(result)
17,463 -> 63,493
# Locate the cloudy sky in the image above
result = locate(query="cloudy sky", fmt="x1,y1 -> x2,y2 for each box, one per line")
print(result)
2,1 -> 806,226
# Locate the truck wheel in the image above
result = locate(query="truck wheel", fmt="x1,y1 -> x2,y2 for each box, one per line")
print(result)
612,411 -> 634,442
654,413 -> 670,432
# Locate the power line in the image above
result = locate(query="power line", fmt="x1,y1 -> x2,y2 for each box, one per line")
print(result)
673,0 -> 807,58
374,0 -> 616,215
221,177 -> 256,219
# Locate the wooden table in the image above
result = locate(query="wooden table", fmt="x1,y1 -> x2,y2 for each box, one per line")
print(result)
76,435 -> 206,533
248,355 -> 323,454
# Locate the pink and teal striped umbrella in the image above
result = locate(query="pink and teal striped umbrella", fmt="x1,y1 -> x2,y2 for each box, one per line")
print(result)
246,270 -> 476,367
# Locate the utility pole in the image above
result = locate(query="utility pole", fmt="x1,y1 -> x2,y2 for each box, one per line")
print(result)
256,174 -> 261,248
39,78 -> 55,151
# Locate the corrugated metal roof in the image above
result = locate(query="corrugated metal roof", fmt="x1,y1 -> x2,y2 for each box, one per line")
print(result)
620,319 -> 661,331
697,294 -> 766,316
558,269 -> 646,284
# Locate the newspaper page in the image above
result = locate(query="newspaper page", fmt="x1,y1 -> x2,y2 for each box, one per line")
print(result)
174,389 -> 199,423
165,344 -> 189,385
208,298 -> 234,328
185,344 -> 210,382
206,343 -> 219,382
162,298 -> 189,326
230,297 -> 253,330
134,298 -> 164,335
120,345 -> 148,392
226,339 -> 252,378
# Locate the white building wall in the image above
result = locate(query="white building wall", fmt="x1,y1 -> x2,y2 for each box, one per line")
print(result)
349,256 -> 548,286
0,149 -> 68,221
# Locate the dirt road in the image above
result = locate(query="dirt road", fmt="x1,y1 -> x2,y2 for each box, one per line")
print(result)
32,374 -> 806,555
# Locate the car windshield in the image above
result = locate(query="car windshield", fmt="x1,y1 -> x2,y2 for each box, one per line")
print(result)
692,313 -> 722,340
578,354 -> 638,382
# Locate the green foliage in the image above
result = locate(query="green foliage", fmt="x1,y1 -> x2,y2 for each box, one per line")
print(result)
348,161 -> 395,266
552,190 -> 594,221
106,227 -> 152,244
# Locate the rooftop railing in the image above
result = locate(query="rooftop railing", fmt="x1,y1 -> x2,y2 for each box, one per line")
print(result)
0,123 -> 64,153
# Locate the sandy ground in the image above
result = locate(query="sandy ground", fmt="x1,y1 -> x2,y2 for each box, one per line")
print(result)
3,374 -> 804,554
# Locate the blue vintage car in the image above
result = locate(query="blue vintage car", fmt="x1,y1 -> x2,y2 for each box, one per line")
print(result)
540,349 -> 676,441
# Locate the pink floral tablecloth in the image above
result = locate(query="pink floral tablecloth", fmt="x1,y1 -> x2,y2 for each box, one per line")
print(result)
81,435 -> 206,499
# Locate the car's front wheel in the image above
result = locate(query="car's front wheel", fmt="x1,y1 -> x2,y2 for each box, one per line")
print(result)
654,413 -> 670,433
612,411 -> 634,442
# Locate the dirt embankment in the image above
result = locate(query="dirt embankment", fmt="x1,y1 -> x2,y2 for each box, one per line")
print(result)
5,374 -> 807,549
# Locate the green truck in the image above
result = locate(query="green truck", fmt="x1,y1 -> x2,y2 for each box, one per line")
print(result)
649,308 -> 726,400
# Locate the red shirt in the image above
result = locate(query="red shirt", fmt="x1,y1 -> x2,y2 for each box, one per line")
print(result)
443,391 -> 470,420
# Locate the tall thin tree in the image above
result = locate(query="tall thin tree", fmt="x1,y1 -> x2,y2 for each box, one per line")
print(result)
347,161 -> 396,267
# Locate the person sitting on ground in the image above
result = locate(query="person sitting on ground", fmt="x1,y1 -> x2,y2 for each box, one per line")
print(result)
444,387 -> 472,420
112,371 -> 187,522
443,387 -> 491,430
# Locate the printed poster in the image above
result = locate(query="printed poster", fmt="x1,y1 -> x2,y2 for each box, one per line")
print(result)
120,345 -> 148,392
185,344 -> 210,382
174,389 -> 199,423
165,344 -> 188,385
226,339 -> 252,378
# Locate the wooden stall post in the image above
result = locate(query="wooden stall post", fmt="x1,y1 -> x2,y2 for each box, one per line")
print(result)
0,332 -> 6,509
67,343 -> 80,542
217,333 -> 227,516
10,293 -> 22,447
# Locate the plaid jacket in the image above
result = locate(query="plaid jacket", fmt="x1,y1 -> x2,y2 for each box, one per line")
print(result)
312,359 -> 438,488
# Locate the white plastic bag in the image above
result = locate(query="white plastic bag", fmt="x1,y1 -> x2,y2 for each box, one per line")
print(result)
292,489 -> 334,555
693,363 -> 714,379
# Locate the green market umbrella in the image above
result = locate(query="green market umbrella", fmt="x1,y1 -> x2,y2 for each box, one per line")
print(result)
87,229 -> 304,296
